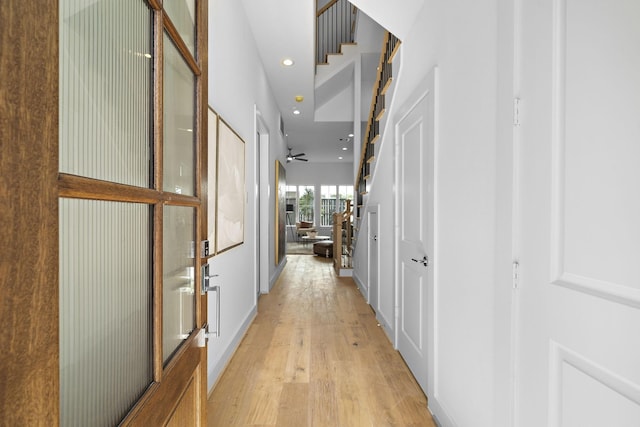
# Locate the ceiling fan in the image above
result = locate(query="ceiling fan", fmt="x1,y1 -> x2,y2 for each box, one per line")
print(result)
286,147 -> 308,163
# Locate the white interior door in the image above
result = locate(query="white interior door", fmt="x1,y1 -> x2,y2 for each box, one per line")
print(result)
256,108 -> 270,294
368,208 -> 379,312
396,69 -> 436,394
516,1 -> 640,425
255,131 -> 260,298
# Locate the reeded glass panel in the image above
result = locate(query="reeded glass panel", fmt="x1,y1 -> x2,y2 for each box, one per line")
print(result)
163,205 -> 196,363
163,0 -> 196,55
60,199 -> 152,426
163,33 -> 196,196
59,0 -> 152,187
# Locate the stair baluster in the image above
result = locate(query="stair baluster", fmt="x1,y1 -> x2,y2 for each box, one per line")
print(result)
316,0 -> 356,66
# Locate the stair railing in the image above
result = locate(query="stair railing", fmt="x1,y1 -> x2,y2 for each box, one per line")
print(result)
316,0 -> 357,65
354,32 -> 400,218
332,199 -> 353,274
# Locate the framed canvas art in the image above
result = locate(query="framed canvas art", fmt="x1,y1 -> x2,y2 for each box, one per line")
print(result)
206,106 -> 218,256
275,160 -> 286,265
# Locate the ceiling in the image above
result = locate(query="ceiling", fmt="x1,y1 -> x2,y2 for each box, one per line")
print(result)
239,0 -> 426,164
240,0 -> 358,164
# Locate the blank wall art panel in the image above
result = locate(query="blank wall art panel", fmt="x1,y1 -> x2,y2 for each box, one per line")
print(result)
207,107 -> 218,253
216,118 -> 245,253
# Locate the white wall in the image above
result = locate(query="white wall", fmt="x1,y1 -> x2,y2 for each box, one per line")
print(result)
286,161 -> 352,185
353,0 -> 508,426
492,0 -> 516,426
347,0 -> 425,40
207,0 -> 288,391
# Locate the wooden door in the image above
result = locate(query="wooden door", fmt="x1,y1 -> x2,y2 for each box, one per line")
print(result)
515,0 -> 640,425
395,68 -> 436,396
0,1 -> 209,424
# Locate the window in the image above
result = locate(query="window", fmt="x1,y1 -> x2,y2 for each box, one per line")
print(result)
320,185 -> 337,226
298,185 -> 314,222
338,185 -> 354,212
287,184 -> 353,227
285,185 -> 297,215
319,185 -> 354,226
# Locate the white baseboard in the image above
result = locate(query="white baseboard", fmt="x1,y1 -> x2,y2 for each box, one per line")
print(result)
353,272 -> 369,302
268,257 -> 287,292
207,306 -> 257,394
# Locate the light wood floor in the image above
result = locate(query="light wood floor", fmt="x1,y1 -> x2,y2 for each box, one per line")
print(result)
207,255 -> 436,427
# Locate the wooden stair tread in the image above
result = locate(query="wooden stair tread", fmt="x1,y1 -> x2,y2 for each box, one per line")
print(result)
380,77 -> 393,96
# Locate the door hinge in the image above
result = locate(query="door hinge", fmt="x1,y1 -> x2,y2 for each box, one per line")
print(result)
512,261 -> 519,289
513,98 -> 521,127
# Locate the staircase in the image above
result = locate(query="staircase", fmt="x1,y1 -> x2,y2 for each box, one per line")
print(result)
316,0 -> 356,67
314,2 -> 385,122
315,1 -> 402,238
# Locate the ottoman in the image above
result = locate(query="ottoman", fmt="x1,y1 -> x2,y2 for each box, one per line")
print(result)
313,240 -> 333,258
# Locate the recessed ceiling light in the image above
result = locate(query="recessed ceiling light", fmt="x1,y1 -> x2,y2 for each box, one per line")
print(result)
342,147 -> 347,151
293,109 -> 301,115
282,58 -> 294,67
348,133 -> 354,138
338,156 -> 343,160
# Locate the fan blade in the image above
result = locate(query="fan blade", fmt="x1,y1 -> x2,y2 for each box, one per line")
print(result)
296,157 -> 308,162
291,153 -> 305,158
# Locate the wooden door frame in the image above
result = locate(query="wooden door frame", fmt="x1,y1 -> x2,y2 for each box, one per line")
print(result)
0,1 -> 60,424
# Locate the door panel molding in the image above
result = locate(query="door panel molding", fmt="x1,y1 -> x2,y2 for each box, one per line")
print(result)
548,341 -> 640,427
400,263 -> 424,352
367,206 -> 379,312
124,333 -> 204,425
549,0 -> 640,308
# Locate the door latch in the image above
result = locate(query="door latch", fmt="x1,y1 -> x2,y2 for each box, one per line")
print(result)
411,255 -> 429,267
201,264 -> 219,294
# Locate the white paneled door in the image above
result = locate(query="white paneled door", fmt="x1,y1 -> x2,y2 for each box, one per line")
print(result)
368,208 -> 379,312
516,0 -> 640,425
396,69 -> 436,396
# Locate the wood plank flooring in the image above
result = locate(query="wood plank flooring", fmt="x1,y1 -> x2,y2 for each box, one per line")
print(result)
207,255 -> 436,427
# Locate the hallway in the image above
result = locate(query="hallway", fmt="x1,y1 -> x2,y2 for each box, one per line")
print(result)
207,255 -> 436,426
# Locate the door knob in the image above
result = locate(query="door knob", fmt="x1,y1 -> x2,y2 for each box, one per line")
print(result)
411,255 -> 429,267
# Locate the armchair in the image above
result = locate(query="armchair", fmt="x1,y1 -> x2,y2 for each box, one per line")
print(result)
295,221 -> 316,240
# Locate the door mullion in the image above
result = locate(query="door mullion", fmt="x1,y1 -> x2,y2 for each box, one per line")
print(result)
152,201 -> 164,382
152,6 -> 164,382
